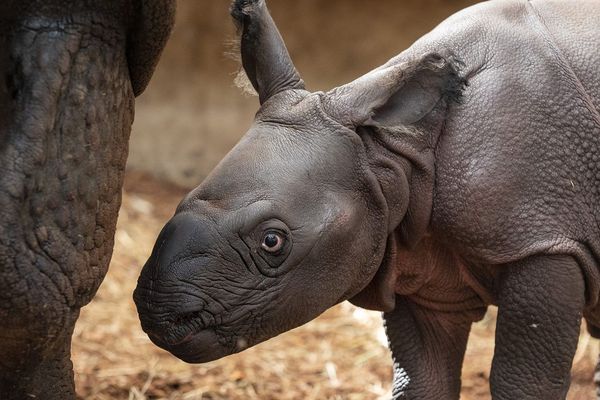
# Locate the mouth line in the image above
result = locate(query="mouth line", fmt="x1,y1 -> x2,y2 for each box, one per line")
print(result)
149,328 -> 233,364
144,307 -> 257,351
167,331 -> 196,346
162,320 -> 217,347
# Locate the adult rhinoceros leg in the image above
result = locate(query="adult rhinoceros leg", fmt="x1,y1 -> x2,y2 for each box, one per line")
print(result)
490,255 -> 584,399
0,1 -> 174,397
383,297 -> 479,399
0,15 -> 135,400
0,311 -> 80,399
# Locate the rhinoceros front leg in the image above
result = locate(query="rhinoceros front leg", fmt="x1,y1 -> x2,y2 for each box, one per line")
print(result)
383,297 -> 479,399
490,255 -> 584,399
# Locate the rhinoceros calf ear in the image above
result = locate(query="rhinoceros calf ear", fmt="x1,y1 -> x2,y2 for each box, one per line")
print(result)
230,0 -> 305,104
325,53 -> 464,129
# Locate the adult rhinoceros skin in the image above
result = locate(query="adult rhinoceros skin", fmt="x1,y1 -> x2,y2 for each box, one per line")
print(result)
0,1 -> 174,399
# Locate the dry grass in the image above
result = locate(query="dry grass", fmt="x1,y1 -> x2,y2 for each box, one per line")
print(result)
72,171 -> 598,399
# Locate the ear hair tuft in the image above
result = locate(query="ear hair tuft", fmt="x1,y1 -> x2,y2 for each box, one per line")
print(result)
224,37 -> 258,96
233,69 -> 258,96
422,53 -> 467,105
403,53 -> 467,105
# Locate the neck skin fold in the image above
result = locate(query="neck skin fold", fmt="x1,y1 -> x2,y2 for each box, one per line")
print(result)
358,124 -> 436,250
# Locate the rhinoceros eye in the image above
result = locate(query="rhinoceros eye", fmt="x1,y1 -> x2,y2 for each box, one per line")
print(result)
261,231 -> 284,253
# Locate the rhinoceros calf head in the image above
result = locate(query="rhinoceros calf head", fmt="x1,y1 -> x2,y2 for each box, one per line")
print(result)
134,0 -> 462,363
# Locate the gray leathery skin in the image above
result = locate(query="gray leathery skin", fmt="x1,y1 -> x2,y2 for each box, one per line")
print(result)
0,1 -> 174,398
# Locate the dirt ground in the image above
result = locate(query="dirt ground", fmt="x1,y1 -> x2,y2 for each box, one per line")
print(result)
71,171 -> 598,400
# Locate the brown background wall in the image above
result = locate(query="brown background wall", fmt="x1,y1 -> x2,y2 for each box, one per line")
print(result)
128,0 -> 479,187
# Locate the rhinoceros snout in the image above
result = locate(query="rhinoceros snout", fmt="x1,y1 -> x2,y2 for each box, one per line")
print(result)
134,213 -> 208,327
141,212 -> 213,278
134,280 -> 230,363
134,285 -> 217,357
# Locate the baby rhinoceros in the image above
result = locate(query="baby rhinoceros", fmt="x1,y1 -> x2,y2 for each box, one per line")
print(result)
134,0 -> 600,398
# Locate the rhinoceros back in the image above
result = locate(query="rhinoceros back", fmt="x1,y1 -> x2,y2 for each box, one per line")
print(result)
530,0 -> 600,111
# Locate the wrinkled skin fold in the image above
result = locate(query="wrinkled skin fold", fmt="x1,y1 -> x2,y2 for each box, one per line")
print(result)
0,1 -> 175,399
135,0 -> 600,399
